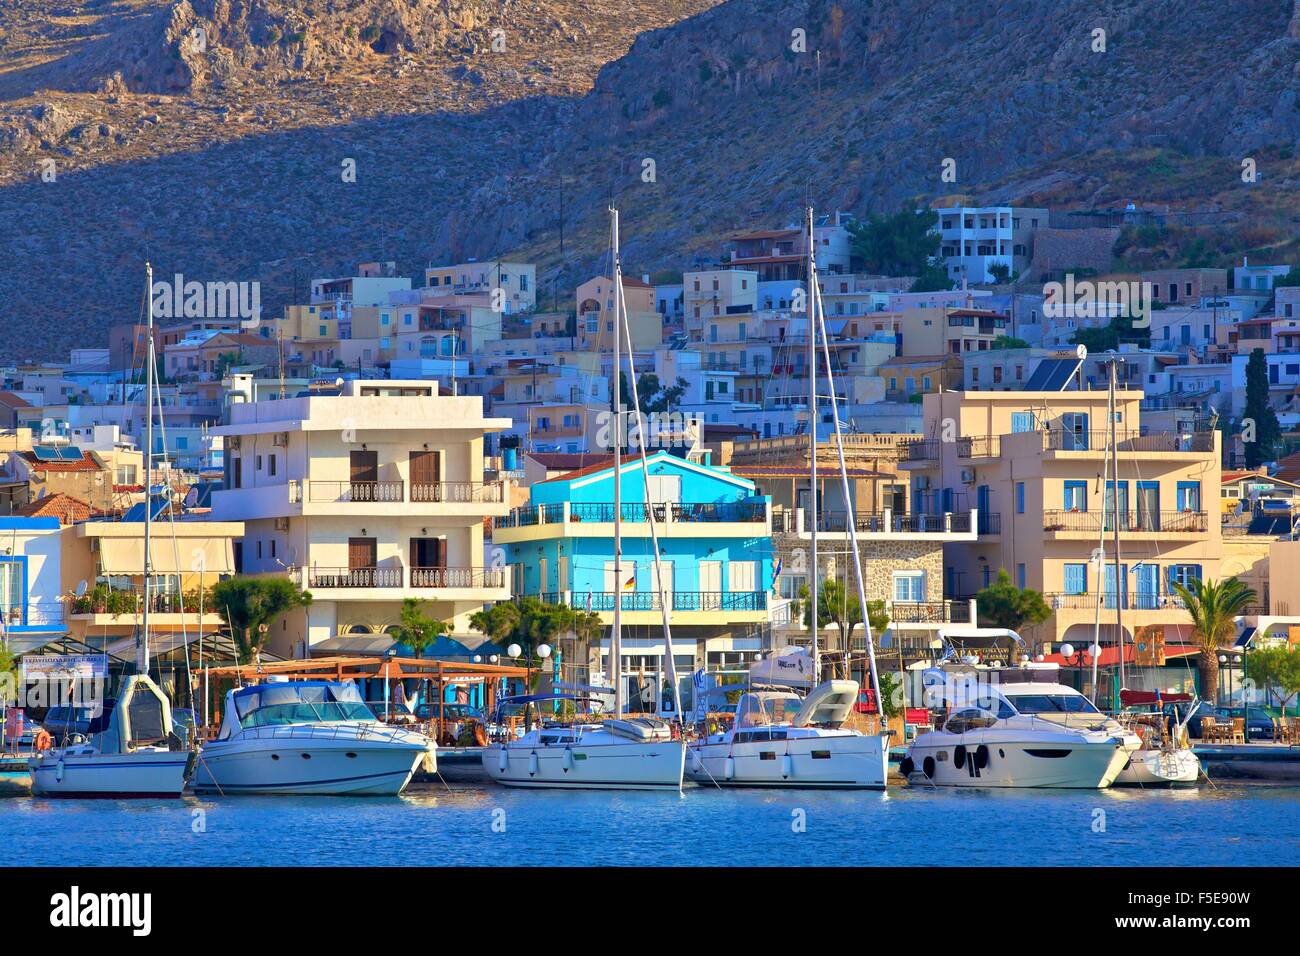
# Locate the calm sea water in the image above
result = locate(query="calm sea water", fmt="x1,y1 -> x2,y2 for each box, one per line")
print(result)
2,781 -> 1297,866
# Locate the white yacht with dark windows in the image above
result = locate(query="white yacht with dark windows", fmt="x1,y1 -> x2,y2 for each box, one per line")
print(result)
902,662 -> 1140,788
193,680 -> 435,796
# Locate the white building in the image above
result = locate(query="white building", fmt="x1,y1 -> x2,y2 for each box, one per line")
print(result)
935,205 -> 1048,284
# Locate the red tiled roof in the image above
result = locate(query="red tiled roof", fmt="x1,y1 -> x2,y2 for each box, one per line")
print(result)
0,391 -> 31,408
537,454 -> 642,484
18,451 -> 100,473
14,492 -> 94,524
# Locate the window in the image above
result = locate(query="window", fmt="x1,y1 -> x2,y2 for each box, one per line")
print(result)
893,570 -> 926,602
1176,481 -> 1201,512
1011,411 -> 1036,433
1063,563 -> 1087,595
1016,563 -> 1026,589
1015,482 -> 1025,514
1064,480 -> 1086,511
1169,564 -> 1202,589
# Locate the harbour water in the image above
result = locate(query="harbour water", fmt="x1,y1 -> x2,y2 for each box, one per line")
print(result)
2,783 -> 1298,866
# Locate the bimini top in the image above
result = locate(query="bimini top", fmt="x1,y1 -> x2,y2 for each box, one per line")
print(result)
221,681 -> 374,738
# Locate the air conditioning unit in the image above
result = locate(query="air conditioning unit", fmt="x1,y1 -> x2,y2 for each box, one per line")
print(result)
960,468 -> 976,484
274,517 -> 290,532
273,433 -> 289,447
227,436 -> 241,450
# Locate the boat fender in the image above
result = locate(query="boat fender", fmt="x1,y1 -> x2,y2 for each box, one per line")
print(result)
528,751 -> 539,777
953,745 -> 966,769
562,747 -> 574,772
974,744 -> 990,770
899,756 -> 915,776
497,747 -> 508,773
55,756 -> 65,783
781,754 -> 793,779
724,756 -> 735,781
922,755 -> 935,778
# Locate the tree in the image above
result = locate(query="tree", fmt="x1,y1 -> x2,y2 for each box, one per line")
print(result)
211,577 -> 312,664
987,263 -> 1018,284
470,597 -> 599,690
1071,314 -> 1151,352
801,578 -> 861,655
0,641 -> 19,708
1170,577 -> 1257,703
1243,348 -> 1282,468
1246,645 -> 1300,715
975,569 -> 1051,635
620,372 -> 689,417
991,335 -> 1031,350
1273,266 -> 1300,288
395,598 -> 449,658
848,205 -> 941,276
909,263 -> 955,293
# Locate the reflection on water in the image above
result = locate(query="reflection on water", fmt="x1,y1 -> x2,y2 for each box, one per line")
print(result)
1,782 -> 1297,867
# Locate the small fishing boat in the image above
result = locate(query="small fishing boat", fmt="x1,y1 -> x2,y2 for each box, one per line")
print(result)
28,674 -> 194,798
194,680 -> 435,796
481,694 -> 685,790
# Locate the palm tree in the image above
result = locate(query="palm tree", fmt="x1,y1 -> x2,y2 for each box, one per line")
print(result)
1171,577 -> 1256,703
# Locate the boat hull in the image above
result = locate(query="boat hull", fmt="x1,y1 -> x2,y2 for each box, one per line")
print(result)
906,736 -> 1129,788
28,750 -> 192,799
482,740 -> 685,790
686,733 -> 888,789
1113,748 -> 1200,787
194,733 -> 432,796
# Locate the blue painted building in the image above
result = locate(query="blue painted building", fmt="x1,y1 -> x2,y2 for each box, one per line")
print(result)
492,451 -> 775,712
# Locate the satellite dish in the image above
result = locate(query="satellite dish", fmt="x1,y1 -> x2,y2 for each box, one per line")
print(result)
1075,344 -> 1088,360
75,580 -> 88,598
335,378 -> 344,388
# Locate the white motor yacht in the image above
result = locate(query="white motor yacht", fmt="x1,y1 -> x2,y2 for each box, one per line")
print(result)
193,680 -> 435,796
29,675 -> 194,798
481,694 -> 685,790
903,668 -> 1140,788
686,679 -> 889,789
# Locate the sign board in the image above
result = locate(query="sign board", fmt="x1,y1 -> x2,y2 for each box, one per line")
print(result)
1133,626 -> 1165,667
21,654 -> 108,680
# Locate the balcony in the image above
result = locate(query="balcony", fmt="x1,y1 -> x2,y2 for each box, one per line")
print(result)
1042,510 -> 1209,535
308,567 -> 404,589
773,508 -> 982,539
1042,430 -> 1214,454
276,479 -> 507,515
887,599 -> 974,625
1045,592 -> 1190,613
297,564 -> 508,598
307,480 -> 405,503
410,481 -> 505,504
537,590 -> 768,620
957,435 -> 1000,459
898,438 -> 940,464
492,500 -> 769,541
410,567 -> 507,589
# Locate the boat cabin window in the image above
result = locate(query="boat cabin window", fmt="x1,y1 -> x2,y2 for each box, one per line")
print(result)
539,733 -> 576,745
943,708 -> 999,734
235,683 -> 375,727
735,692 -> 801,729
1005,693 -> 1100,716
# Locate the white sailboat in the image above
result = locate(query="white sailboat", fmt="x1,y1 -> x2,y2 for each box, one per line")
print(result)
30,262 -> 194,799
685,207 -> 889,789
481,206 -> 685,789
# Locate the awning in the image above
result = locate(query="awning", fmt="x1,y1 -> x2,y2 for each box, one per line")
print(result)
99,537 -> 235,575
309,634 -> 505,659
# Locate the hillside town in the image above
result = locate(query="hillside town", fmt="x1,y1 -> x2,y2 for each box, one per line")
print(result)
4,201 -> 1300,728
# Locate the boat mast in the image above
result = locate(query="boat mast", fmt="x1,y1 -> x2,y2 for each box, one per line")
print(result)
1089,367 -> 1109,704
140,261 -> 154,676
805,208 -> 819,680
1109,358 -> 1125,698
806,208 -> 885,714
610,207 -> 624,718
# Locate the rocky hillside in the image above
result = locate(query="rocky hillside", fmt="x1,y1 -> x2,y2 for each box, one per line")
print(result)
4,0 -> 1300,358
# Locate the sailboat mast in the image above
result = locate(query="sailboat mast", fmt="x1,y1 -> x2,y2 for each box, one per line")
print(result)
610,207 -> 624,718
1109,359 -> 1125,697
141,261 -> 154,675
1089,375 -> 1109,704
805,208 -> 819,678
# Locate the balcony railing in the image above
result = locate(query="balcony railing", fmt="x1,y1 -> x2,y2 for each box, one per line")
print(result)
309,480 -> 405,503
1042,510 -> 1209,533
496,501 -> 767,528
781,511 -> 976,534
1043,430 -> 1214,453
899,438 -> 940,462
308,567 -> 404,589
1045,592 -> 1189,611
410,481 -> 504,503
410,567 -> 507,589
887,600 -> 973,624
957,436 -> 1000,458
540,590 -> 768,612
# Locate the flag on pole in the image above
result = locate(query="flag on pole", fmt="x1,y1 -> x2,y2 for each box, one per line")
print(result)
771,556 -> 783,592
622,569 -> 636,591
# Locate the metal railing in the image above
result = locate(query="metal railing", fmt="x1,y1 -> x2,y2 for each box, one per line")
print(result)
410,567 -> 507,589
308,480 -> 405,503
899,438 -> 940,462
542,591 -> 768,612
1042,509 -> 1209,533
1043,430 -> 1214,453
888,600 -> 973,624
307,567 -> 403,588
956,436 -> 1000,458
1044,592 -> 1189,611
497,501 -> 766,527
410,481 -> 504,503
800,511 -> 976,534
